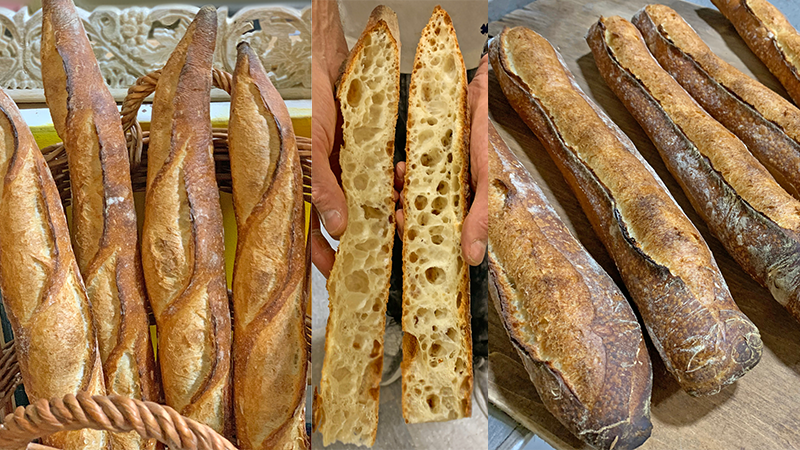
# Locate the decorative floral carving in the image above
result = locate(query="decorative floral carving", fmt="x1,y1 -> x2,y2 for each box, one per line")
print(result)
0,4 -> 311,100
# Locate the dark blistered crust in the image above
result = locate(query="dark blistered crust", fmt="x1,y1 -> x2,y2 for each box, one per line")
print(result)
143,6 -> 233,436
712,0 -> 800,105
635,5 -> 800,200
632,6 -> 800,322
587,17 -> 765,393
488,122 -> 652,450
40,3 -> 160,448
491,26 -> 761,396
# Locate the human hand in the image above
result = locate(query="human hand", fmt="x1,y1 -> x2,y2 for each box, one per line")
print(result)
396,55 -> 489,266
463,54 -> 488,266
310,0 -> 350,278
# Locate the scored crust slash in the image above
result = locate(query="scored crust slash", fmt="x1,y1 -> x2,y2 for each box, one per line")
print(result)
488,119 -> 653,450
492,24 -> 762,397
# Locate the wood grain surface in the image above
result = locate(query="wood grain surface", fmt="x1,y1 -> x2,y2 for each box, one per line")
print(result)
488,1 -> 800,449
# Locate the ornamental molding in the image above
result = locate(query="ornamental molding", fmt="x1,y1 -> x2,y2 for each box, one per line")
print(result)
0,4 -> 311,102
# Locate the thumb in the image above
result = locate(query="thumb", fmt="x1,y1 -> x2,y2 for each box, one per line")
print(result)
311,153 -> 348,239
462,183 -> 487,266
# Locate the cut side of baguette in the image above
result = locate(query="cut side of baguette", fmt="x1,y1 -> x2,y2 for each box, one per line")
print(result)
315,5 -> 400,447
401,5 -> 472,424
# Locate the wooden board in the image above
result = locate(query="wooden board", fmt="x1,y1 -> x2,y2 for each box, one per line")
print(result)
488,0 -> 800,449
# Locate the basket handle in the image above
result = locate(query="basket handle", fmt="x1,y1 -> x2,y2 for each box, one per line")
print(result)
0,392 -> 237,450
121,68 -> 234,171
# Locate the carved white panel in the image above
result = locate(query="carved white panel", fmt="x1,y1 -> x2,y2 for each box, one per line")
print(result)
0,4 -> 311,101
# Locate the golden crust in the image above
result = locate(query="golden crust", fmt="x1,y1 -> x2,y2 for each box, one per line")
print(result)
0,86 -> 108,450
631,6 -> 800,322
141,6 -> 232,436
712,0 -> 800,104
492,25 -> 761,395
41,1 -> 159,448
636,4 -> 800,200
488,121 -> 652,449
599,15 -> 800,231
229,42 -> 308,450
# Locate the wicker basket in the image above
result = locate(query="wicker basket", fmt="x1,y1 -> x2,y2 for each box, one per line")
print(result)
0,69 -> 312,450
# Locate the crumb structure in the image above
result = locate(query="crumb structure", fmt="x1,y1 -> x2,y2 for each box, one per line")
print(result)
317,14 -> 399,447
401,6 -> 472,424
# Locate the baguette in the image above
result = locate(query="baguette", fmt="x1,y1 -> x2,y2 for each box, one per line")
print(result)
402,5 -> 472,423
490,26 -> 762,396
314,5 -> 399,446
712,0 -> 800,105
141,7 -> 232,435
592,13 -> 800,323
488,121 -> 652,450
229,42 -> 308,450
0,86 -> 108,450
634,4 -> 800,200
41,2 -> 159,450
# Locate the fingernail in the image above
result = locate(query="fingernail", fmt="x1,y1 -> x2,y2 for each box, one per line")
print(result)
469,239 -> 487,265
320,209 -> 344,234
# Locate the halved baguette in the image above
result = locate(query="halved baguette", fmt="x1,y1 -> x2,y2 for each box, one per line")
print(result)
41,1 -> 159,449
712,0 -> 800,105
595,11 -> 800,323
402,5 -> 472,423
314,5 -> 400,447
0,85 -> 108,450
491,26 -> 761,396
141,7 -> 232,435
488,121 -> 652,450
634,4 -> 800,200
229,42 -> 308,450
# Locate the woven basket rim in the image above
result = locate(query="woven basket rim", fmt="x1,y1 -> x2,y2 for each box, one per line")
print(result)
0,69 -> 312,450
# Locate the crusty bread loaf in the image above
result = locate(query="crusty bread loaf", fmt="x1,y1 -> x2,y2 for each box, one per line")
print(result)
141,6 -> 232,435
635,4 -> 800,200
229,42 -> 308,450
41,1 -> 159,449
491,26 -> 762,396
488,121 -> 652,450
0,86 -> 108,450
314,5 -> 399,446
712,0 -> 800,105
602,9 -> 800,323
402,5 -> 472,423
